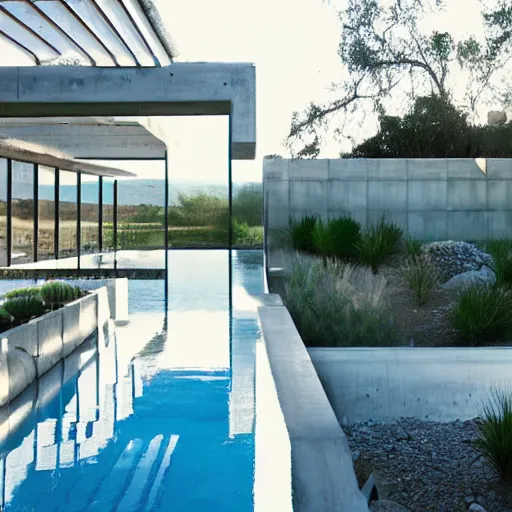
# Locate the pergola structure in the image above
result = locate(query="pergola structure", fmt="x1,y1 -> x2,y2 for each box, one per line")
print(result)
0,0 -> 256,276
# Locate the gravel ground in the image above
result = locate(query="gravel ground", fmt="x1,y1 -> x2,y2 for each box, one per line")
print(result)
346,419 -> 512,512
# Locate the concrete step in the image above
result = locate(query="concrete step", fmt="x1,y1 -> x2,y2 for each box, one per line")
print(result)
117,435 -> 163,512
144,435 -> 179,512
87,439 -> 144,512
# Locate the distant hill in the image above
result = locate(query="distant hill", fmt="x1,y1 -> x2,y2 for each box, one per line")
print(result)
31,179 -> 262,206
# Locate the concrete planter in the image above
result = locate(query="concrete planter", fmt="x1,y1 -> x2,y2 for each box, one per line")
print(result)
0,285 -> 113,407
309,347 -> 512,423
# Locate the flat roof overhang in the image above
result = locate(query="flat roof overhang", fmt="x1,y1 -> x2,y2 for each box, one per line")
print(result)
0,63 -> 256,160
0,137 -> 136,176
0,118 -> 167,159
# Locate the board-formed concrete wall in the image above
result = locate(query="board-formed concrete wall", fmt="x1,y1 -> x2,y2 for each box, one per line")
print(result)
263,158 -> 512,241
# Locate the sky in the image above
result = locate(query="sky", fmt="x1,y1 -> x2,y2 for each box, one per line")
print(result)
0,0 -> 489,183
150,0 -> 486,182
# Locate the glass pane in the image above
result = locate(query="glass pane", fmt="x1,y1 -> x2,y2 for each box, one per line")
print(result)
59,170 -> 77,259
102,177 -> 115,252
0,159 -> 7,267
38,166 -> 55,261
167,117 -> 229,248
12,161 -> 34,264
232,175 -> 263,249
117,164 -> 165,252
81,175 -> 99,256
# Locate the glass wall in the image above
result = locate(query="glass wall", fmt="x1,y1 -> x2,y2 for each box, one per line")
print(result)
80,174 -> 100,256
38,165 -> 55,261
0,159 -> 7,267
59,170 -> 77,259
167,117 -> 229,248
116,163 -> 165,252
102,177 -> 115,252
232,165 -> 263,249
12,161 -> 34,264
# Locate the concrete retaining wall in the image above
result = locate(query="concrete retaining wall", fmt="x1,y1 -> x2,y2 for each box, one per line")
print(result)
264,158 -> 512,242
0,285 -> 116,407
309,347 -> 512,423
258,298 -> 368,512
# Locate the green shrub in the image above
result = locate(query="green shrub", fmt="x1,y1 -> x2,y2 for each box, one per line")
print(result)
72,286 -> 86,300
168,192 -> 229,227
282,255 -> 396,347
357,218 -> 403,273
486,239 -> 512,287
126,204 -> 164,224
40,281 -> 77,310
3,296 -> 46,323
401,255 -> 439,306
289,215 -> 317,254
3,287 -> 41,299
475,388 -> 512,480
406,237 -> 423,257
312,217 -> 361,263
232,184 -> 263,226
232,220 -> 263,248
0,308 -> 11,332
233,218 -> 250,240
450,285 -> 512,344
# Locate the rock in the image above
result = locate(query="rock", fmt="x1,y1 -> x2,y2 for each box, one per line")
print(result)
469,504 -> 488,512
423,241 -> 494,283
442,266 -> 496,290
373,470 -> 399,499
464,495 -> 476,507
370,500 -> 411,512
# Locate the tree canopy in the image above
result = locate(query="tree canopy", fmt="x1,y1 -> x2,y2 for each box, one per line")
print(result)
346,94 -> 512,158
288,0 -> 512,158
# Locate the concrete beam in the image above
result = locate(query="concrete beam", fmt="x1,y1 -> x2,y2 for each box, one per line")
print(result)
0,124 -> 167,159
0,63 -> 256,160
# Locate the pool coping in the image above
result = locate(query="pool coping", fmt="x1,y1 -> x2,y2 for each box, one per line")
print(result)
257,295 -> 368,512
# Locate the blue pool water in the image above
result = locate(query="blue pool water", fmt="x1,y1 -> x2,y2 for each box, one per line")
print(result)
0,250 -> 264,511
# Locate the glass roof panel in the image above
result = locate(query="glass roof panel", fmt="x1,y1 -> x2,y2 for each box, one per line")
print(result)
121,0 -> 171,66
97,0 -> 154,66
35,0 -> 116,66
0,34 -> 35,65
67,0 -> 136,66
3,2 -> 79,59
0,9 -> 59,62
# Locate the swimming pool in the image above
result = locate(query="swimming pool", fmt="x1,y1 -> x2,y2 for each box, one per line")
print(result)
0,250 -> 264,511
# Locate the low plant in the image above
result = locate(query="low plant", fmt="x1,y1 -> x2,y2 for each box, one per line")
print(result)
40,281 -> 78,310
450,285 -> 512,344
357,218 -> 403,273
3,287 -> 41,299
475,388 -> 512,481
0,308 -> 11,332
401,255 -> 439,306
312,216 -> 361,263
73,286 -> 86,300
289,215 -> 317,254
282,255 -> 396,347
376,217 -> 403,256
406,236 -> 423,257
3,296 -> 46,324
485,239 -> 512,288
232,218 -> 250,241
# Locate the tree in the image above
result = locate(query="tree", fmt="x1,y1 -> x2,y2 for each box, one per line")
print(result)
346,94 -> 512,158
288,0 -> 509,157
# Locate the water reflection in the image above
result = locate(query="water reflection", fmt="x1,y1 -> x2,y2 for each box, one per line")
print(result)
0,250 -> 264,511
